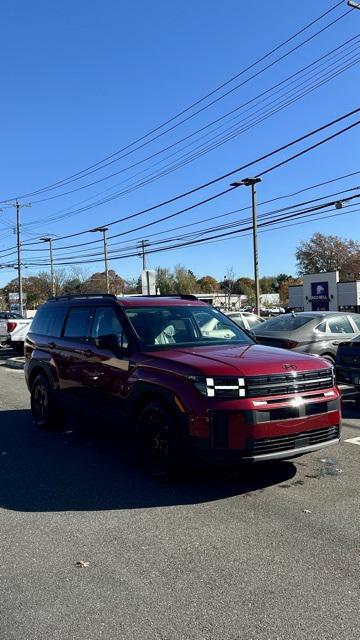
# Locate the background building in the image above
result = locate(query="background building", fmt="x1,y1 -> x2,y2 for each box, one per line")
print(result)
288,271 -> 360,313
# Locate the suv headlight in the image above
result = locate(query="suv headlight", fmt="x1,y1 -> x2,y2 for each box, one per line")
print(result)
189,376 -> 246,398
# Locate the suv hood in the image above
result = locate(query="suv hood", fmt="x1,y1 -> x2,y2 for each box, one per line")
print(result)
145,344 -> 329,377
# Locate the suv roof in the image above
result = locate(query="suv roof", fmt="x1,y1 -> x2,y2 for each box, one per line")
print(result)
45,294 -> 207,308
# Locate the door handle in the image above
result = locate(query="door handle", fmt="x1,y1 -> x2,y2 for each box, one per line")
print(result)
48,342 -> 56,349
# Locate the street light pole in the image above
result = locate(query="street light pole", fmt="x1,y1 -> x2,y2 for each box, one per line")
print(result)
91,226 -> 109,293
40,237 -> 55,296
230,177 -> 262,315
16,202 -> 23,315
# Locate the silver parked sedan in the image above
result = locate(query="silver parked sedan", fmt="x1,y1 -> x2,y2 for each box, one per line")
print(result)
253,311 -> 360,364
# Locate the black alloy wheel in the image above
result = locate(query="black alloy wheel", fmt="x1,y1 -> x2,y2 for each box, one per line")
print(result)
138,402 -> 182,480
31,374 -> 61,429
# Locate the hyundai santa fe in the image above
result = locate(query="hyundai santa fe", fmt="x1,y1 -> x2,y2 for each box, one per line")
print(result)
24,294 -> 341,477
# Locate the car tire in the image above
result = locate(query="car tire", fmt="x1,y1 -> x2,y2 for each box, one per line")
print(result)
137,402 -> 183,481
13,341 -> 24,355
31,374 -> 62,429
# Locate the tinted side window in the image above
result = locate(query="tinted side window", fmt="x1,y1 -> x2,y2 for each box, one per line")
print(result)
30,306 -> 68,337
63,307 -> 94,339
30,307 -> 52,335
327,316 -> 354,334
48,307 -> 67,337
90,307 -> 128,348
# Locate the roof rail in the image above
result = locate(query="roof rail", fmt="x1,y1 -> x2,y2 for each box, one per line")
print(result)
48,293 -> 117,302
126,294 -> 198,301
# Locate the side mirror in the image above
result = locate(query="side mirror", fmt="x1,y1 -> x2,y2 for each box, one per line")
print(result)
95,333 -> 120,352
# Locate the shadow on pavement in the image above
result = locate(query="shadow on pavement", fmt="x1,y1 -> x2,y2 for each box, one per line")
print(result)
0,409 -> 297,512
0,347 -> 15,363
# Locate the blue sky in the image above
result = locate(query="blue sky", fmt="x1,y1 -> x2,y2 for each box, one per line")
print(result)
0,0 -> 359,287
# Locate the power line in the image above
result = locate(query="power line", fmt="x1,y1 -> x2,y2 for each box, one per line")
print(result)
4,0 -> 347,202
3,176 -> 357,261
1,108 -> 359,260
23,170 -> 360,254
1,108 -> 360,257
4,203 -> 360,272
24,33 -> 360,223
16,196 -> 360,268
18,107 -> 360,246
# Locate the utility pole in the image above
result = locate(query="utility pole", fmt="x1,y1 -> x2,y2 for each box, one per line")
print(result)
230,177 -> 262,315
40,236 -> 55,296
138,239 -> 149,271
138,240 -> 150,294
5,200 -> 31,316
90,226 -> 109,293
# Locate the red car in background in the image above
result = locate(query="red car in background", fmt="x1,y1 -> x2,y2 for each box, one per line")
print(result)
24,295 -> 341,478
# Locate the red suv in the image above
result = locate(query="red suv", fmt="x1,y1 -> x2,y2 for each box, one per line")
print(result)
24,294 -> 341,476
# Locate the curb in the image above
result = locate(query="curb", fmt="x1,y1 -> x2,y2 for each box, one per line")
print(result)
4,357 -> 25,370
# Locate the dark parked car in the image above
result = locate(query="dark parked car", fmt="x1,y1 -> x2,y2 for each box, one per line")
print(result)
254,311 -> 360,364
24,295 -> 340,477
335,336 -> 360,398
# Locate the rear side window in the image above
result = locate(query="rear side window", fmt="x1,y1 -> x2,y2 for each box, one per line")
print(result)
29,307 -> 49,334
48,308 -> 67,337
30,306 -> 67,337
327,316 -> 354,334
63,307 -> 94,339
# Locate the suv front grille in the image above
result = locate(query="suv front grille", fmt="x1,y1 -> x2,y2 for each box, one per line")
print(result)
248,425 -> 340,456
246,369 -> 333,398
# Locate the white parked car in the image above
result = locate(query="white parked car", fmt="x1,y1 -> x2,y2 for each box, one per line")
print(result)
0,312 -> 24,347
7,317 -> 32,354
225,311 -> 265,331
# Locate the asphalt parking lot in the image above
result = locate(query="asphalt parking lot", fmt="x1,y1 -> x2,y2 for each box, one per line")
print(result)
0,348 -> 359,640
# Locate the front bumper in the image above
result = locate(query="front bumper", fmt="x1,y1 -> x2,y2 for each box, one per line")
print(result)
191,423 -> 340,463
188,387 -> 341,464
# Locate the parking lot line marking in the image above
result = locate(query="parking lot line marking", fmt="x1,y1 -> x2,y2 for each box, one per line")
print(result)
344,436 -> 360,445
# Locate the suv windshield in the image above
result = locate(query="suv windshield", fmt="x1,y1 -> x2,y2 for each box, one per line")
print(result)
258,315 -> 313,331
125,305 -> 252,349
